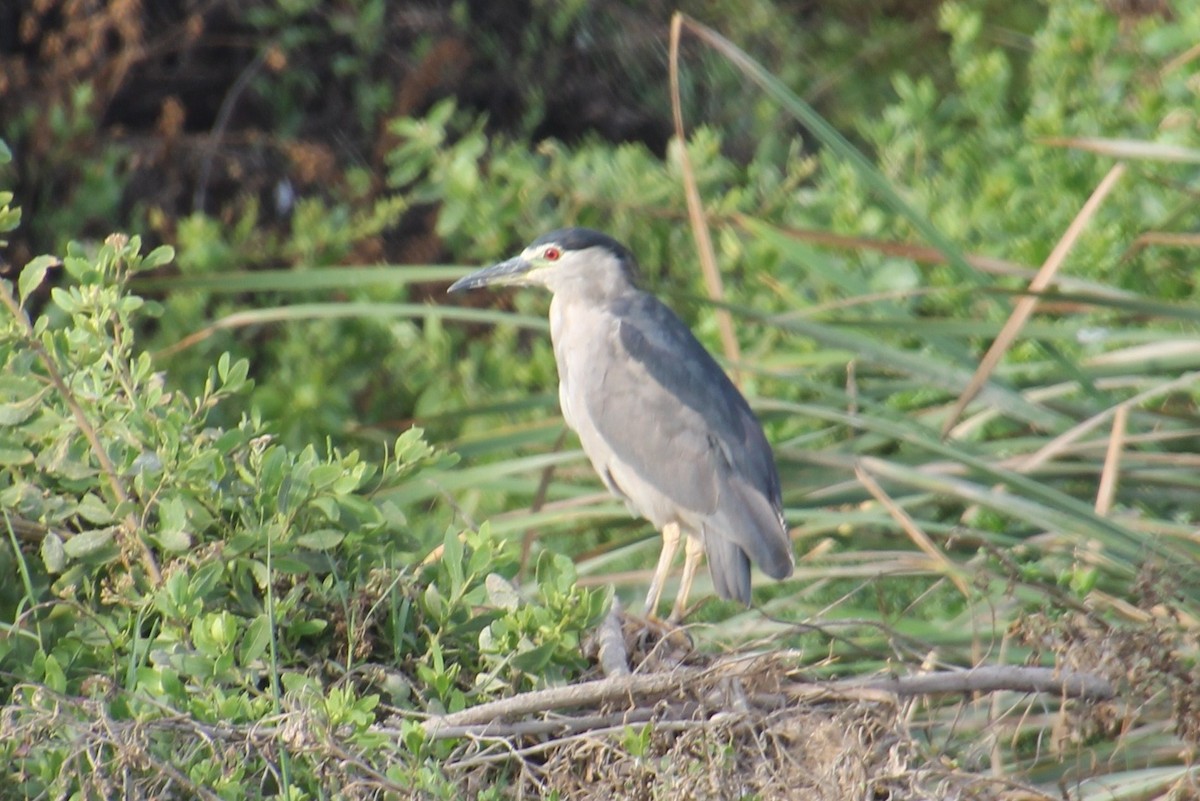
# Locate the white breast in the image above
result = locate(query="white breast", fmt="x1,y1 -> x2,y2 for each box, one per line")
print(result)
549,295 -> 576,429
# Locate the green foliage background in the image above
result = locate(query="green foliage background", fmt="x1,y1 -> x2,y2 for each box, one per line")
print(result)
2,0 -> 1199,797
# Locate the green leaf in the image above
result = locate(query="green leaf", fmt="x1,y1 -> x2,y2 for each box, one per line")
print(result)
442,529 -> 464,596
76,493 -> 115,525
62,527 -> 116,558
50,286 -> 81,314
154,496 -> 190,552
41,653 -> 66,693
41,532 -> 66,574
308,496 -> 341,521
240,615 -> 272,665
18,256 -> 59,304
140,245 -> 175,270
295,528 -> 345,551
155,527 -> 192,553
271,555 -> 312,574
282,671 -> 321,697
424,583 -> 446,620
308,464 -> 345,491
401,719 -> 426,753
289,617 -> 327,637
0,206 -> 20,237
510,641 -> 557,673
0,388 -> 48,425
0,446 -> 34,465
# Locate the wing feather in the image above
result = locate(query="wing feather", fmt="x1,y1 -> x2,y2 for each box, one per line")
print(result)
574,292 -> 789,578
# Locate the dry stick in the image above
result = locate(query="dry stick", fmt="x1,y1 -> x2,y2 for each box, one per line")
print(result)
1095,405 -> 1128,516
596,601 -> 631,678
430,705 -> 690,743
93,712 -> 227,801
668,13 -> 742,378
1,513 -> 66,546
421,663 -> 1112,739
942,163 -> 1128,438
322,739 -> 413,797
842,665 -> 1113,700
446,716 -> 712,771
0,282 -> 162,585
422,670 -> 701,736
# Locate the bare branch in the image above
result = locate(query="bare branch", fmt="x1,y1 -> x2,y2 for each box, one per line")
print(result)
834,665 -> 1113,701
421,659 -> 1113,739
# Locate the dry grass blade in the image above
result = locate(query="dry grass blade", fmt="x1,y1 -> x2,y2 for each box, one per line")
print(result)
1120,231 -> 1200,264
668,13 -> 741,376
1095,406 -> 1128,516
1015,370 -> 1200,474
1040,136 -> 1200,164
1163,41 -> 1200,74
942,163 -> 1127,437
854,461 -> 971,599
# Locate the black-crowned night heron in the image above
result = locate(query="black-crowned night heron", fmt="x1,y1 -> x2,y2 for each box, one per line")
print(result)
449,228 -> 793,620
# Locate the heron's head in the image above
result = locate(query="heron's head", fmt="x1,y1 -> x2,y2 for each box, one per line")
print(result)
448,228 -> 639,299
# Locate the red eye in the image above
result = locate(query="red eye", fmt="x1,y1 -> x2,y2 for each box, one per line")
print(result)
543,246 -> 561,261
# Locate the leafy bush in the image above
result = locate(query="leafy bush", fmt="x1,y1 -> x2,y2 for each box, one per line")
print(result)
0,158 -> 605,796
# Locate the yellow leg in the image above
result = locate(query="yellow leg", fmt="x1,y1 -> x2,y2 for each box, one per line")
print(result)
669,535 -> 705,623
643,522 -> 681,617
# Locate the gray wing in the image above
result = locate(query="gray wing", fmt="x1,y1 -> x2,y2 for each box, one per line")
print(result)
582,292 -> 792,580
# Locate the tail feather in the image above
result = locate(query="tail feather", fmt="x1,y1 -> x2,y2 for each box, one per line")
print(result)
722,478 -> 794,580
703,530 -> 752,605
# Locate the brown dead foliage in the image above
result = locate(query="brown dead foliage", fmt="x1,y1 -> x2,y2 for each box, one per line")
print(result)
434,636 -> 1064,801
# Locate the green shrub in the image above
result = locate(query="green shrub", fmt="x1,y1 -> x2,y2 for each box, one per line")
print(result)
0,161 -> 605,796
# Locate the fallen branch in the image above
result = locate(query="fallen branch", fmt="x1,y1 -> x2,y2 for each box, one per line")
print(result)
427,703 -> 701,742
842,665 -> 1113,701
423,670 -> 704,737
421,662 -> 1113,739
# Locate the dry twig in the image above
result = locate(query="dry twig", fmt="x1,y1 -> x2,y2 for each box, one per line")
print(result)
942,163 -> 1127,437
